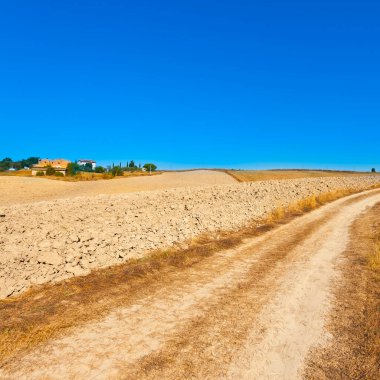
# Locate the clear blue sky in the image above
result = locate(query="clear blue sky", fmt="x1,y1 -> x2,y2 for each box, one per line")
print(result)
1,1 -> 379,170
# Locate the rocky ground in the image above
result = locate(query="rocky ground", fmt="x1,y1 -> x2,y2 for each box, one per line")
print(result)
1,175 -> 379,299
2,189 -> 380,379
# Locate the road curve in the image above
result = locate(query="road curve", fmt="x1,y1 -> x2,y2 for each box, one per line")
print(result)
2,189 -> 380,380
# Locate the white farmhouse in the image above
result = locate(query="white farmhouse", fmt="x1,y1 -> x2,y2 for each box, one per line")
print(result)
77,159 -> 97,170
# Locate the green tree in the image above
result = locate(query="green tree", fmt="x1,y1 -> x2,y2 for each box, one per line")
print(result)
95,166 -> 106,173
143,163 -> 157,172
12,162 -> 22,170
20,157 -> 39,168
66,162 -> 81,176
129,160 -> 135,168
84,162 -> 93,172
372,168 -> 376,173
45,166 -> 56,176
0,156 -> 39,171
0,157 -> 13,171
111,166 -> 123,176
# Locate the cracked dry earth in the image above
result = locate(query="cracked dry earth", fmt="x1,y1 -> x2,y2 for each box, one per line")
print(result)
2,189 -> 380,380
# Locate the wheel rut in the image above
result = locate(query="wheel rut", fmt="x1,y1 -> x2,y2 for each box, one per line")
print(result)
2,190 -> 380,380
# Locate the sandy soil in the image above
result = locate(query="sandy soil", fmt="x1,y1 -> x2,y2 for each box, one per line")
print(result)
0,170 -> 236,206
2,189 -> 379,379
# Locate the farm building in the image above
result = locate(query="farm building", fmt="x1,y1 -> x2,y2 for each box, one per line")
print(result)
77,159 -> 97,170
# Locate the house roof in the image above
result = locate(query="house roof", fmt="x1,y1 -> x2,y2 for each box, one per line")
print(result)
78,159 -> 96,163
33,158 -> 71,169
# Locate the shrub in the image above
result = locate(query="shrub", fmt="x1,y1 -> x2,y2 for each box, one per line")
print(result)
143,163 -> 157,172
45,166 -> 55,176
95,166 -> 105,173
54,172 -> 64,177
111,166 -> 124,176
36,171 -> 45,176
66,162 -> 81,176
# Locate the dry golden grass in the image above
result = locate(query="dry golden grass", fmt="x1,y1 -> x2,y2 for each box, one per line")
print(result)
305,203 -> 380,379
47,172 -> 113,181
0,169 -> 32,177
0,233 -> 243,364
43,171 -> 162,182
122,207 -> 337,379
0,170 -> 161,182
226,169 -> 374,183
369,233 -> 380,271
0,187 -> 377,365
266,189 -> 356,224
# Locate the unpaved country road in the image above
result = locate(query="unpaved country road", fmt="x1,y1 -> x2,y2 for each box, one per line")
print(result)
2,189 -> 380,380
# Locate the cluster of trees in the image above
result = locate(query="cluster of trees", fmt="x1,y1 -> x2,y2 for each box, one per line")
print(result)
107,162 -> 157,176
66,161 -> 157,177
0,157 -> 39,171
66,162 -> 108,174
0,157 -> 158,177
65,162 -> 108,176
107,161 -> 157,175
106,160 -> 156,173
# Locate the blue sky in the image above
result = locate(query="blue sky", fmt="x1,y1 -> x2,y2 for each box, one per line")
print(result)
0,0 -> 379,170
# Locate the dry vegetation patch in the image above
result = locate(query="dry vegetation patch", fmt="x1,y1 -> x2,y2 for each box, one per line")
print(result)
0,169 -> 162,181
265,189 -> 357,224
305,203 -> 380,379
0,187 -> 374,366
50,171 -> 162,182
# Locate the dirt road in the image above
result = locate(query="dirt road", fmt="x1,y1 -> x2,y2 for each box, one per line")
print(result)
2,189 -> 380,379
0,170 -> 236,206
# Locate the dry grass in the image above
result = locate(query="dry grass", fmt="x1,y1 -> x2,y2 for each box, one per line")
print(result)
369,233 -> 380,271
0,170 -> 32,177
48,172 -> 113,181
266,189 -> 355,224
0,170 -> 161,182
0,187 -> 376,365
42,171 -> 162,182
121,205 -> 337,379
305,203 -> 380,379
0,233 -> 244,364
227,169 -> 374,183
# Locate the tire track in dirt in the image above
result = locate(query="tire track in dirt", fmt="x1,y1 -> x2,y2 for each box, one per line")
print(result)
121,190 -> 380,380
1,209 -> 328,380
2,190 -> 380,380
